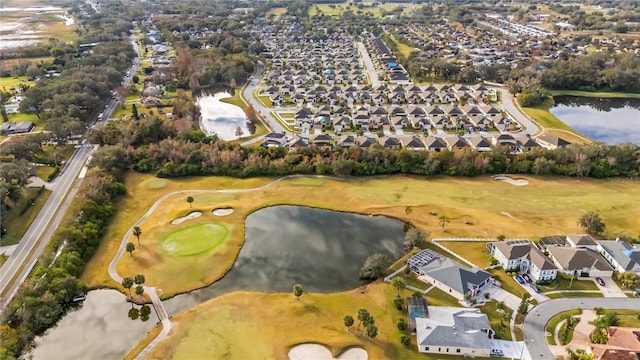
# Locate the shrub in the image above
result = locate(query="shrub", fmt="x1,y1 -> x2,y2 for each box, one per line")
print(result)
397,317 -> 407,331
393,297 -> 405,311
400,335 -> 411,347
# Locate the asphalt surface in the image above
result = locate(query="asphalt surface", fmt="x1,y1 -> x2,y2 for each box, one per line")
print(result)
523,297 -> 640,359
0,34 -> 140,312
243,64 -> 286,134
356,41 -> 380,87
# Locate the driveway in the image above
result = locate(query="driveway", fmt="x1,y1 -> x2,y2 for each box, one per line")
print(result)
516,280 -> 549,303
484,282 -> 521,311
490,339 -> 529,360
523,298 -> 640,360
595,276 -> 626,297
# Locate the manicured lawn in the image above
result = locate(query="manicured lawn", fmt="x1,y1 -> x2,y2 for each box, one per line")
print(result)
34,166 -> 57,181
161,223 -> 228,256
521,97 -> 591,143
425,287 -> 460,307
437,241 -> 491,267
490,268 -> 527,298
83,174 -> 640,298
539,277 -> 599,292
550,90 -> 640,99
136,282 -> 489,360
480,302 -> 512,341
0,76 -> 33,90
546,292 -> 603,299
545,310 -> 582,345
558,316 -> 580,345
0,187 -> 51,246
602,309 -> 640,328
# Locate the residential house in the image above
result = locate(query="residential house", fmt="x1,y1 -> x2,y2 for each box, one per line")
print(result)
378,136 -> 400,149
492,134 -> 518,150
335,134 -> 357,148
401,136 -> 426,151
536,134 -> 571,150
590,327 -> 640,360
287,136 -> 308,150
547,246 -> 614,277
0,121 -> 35,134
423,136 -> 448,152
262,132 -> 287,148
515,135 -> 540,152
597,239 -> 640,274
415,307 -> 492,357
357,136 -> 377,148
487,240 -> 558,281
444,136 -> 469,151
312,133 -> 332,148
466,136 -> 492,152
411,254 -> 493,300
566,234 -> 598,250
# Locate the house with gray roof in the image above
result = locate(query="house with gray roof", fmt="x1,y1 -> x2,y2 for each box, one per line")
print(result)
409,251 -> 492,301
415,306 -> 492,357
547,246 -> 613,278
0,121 -> 35,135
487,240 -> 558,281
597,239 -> 640,274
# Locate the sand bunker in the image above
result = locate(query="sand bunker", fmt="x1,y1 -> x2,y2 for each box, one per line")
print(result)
171,211 -> 202,225
288,344 -> 367,360
494,175 -> 529,186
212,208 -> 233,216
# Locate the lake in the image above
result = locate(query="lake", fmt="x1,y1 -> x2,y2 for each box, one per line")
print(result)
549,96 -> 640,145
198,92 -> 251,141
32,206 -> 406,359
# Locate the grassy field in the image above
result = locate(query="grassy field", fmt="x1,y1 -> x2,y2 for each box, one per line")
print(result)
0,187 -> 51,246
140,282 -> 483,360
161,223 -> 228,256
0,76 -> 33,91
480,301 -> 513,341
437,241 -> 491,267
265,7 -> 287,17
83,174 -> 640,297
550,90 -> 640,99
540,277 -> 599,292
545,309 -> 582,345
309,3 -> 411,18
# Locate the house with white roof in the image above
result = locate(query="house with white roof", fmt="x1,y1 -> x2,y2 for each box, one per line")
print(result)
597,239 -> 640,275
487,240 -> 558,281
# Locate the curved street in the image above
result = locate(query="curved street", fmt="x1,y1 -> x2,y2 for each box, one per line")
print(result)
522,297 -> 640,359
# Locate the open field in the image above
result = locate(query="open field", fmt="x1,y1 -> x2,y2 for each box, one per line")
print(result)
437,241 -> 491,267
0,76 -> 34,91
140,282 -> 483,360
0,187 -> 51,246
550,90 -> 640,99
83,174 -> 640,298
265,7 -> 287,17
309,3 -> 411,18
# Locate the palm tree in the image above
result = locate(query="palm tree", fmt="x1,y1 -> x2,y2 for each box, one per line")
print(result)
135,285 -> 144,297
186,196 -> 194,208
293,284 -> 303,300
438,215 -> 451,231
391,277 -> 406,298
122,277 -> 134,298
126,242 -> 135,256
132,226 -> 142,246
134,274 -> 145,285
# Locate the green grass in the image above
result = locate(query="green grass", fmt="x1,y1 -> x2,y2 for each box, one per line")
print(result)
558,316 -> 579,345
521,97 -> 592,143
480,302 -> 512,341
425,287 -> 460,307
490,268 -> 527,298
437,241 -> 491,267
0,187 -> 52,246
34,166 -> 57,181
545,310 -> 582,345
0,76 -> 33,91
602,309 -> 640,327
550,90 -> 640,99
162,223 -> 228,256
546,292 -> 603,299
540,277 -> 599,292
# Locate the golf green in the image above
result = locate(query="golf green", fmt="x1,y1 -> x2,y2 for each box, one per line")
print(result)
162,223 -> 228,256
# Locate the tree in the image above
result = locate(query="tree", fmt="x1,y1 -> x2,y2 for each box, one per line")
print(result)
496,234 -> 506,241
186,196 -> 194,208
393,297 -> 405,310
391,277 -> 406,297
396,317 -> 407,330
438,215 -> 451,231
121,277 -> 134,298
616,271 -> 640,289
134,274 -> 145,285
366,324 -> 378,339
126,242 -> 135,256
132,226 -> 142,246
567,348 -> 594,360
343,315 -> 354,330
293,284 -> 303,300
135,285 -> 144,297
577,211 -> 605,236
405,227 -> 429,248
132,75 -> 139,84
128,307 -> 140,320
518,293 -> 531,315
400,335 -> 411,347
357,308 -> 371,330
235,126 -> 244,138
497,301 -> 506,312
359,253 -> 390,280
132,103 -> 139,120
501,312 -> 512,326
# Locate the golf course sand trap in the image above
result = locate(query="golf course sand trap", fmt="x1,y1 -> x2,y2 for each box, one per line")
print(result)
493,175 -> 529,186
288,344 -> 368,360
171,211 -> 202,225
212,208 -> 233,216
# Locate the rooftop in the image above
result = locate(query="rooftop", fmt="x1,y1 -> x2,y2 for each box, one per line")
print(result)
416,307 -> 492,350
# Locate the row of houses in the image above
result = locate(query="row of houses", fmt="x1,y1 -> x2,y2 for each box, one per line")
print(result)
263,132 -> 571,154
366,35 -> 411,84
288,102 -> 509,132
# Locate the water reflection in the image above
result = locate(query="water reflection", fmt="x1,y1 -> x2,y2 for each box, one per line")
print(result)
549,96 -> 640,145
31,290 -> 158,360
198,92 -> 251,141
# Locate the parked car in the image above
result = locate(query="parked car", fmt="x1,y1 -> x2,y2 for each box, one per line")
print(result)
530,283 -> 541,293
595,277 -> 605,286
514,275 -> 525,284
522,274 -> 532,283
490,348 -> 504,357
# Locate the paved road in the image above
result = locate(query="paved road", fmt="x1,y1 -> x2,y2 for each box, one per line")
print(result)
490,86 -> 541,136
242,64 -> 286,134
0,143 -> 95,310
523,297 -> 640,360
356,41 -> 380,87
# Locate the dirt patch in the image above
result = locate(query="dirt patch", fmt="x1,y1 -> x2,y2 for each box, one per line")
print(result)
500,211 -> 522,222
212,208 -> 233,216
493,175 -> 529,186
288,344 -> 367,360
171,211 -> 202,225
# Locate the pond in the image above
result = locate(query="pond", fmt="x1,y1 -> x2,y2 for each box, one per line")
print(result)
32,206 -> 406,359
549,96 -> 640,145
198,92 -> 251,141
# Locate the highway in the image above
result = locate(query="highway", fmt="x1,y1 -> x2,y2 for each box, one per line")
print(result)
0,34 -> 140,312
522,297 -> 640,359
